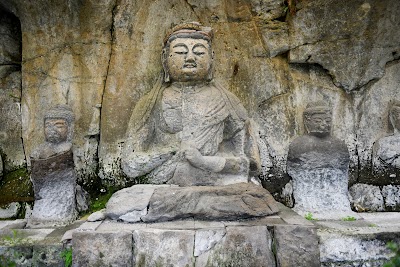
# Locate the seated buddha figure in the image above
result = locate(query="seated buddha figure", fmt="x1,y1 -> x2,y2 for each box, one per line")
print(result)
373,101 -> 400,184
121,22 -> 260,186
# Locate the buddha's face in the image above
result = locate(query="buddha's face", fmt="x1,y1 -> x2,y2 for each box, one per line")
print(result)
166,37 -> 212,82
45,118 -> 69,144
305,112 -> 332,137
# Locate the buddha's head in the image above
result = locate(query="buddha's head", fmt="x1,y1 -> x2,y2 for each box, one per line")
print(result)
303,101 -> 332,138
389,100 -> 400,133
44,105 -> 74,144
162,22 -> 214,83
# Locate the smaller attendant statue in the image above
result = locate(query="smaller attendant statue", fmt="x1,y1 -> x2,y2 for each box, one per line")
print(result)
287,101 -> 354,219
28,105 -> 77,227
372,101 -> 400,185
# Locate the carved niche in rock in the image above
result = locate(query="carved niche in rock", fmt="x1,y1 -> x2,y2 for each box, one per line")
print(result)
287,101 -> 355,219
373,101 -> 400,185
121,22 -> 261,187
28,105 -> 77,227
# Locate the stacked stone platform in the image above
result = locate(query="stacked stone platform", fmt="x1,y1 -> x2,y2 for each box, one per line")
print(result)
0,208 -> 399,266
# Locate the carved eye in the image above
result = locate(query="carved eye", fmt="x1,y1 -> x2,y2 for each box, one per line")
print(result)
194,51 -> 205,56
175,51 -> 187,55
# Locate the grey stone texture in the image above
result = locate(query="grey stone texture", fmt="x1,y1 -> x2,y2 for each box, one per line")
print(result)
105,183 -> 280,223
274,225 -> 320,267
132,229 -> 195,267
287,103 -> 354,219
73,231 -> 133,267
382,185 -> 400,211
196,226 -> 276,267
0,0 -> 397,194
105,184 -> 157,220
349,183 -> 385,212
143,183 -> 279,222
0,202 -> 20,219
29,106 -> 78,227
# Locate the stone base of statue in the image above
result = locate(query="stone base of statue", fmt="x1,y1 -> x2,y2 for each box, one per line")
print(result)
291,168 -> 358,220
287,135 -> 358,220
28,151 -> 77,228
104,183 -> 279,223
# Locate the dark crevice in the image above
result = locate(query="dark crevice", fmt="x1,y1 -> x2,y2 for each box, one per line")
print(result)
183,0 -> 202,23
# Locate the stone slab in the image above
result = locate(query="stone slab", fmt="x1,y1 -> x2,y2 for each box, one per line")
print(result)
0,219 -> 26,230
195,226 -> 276,267
105,184 -> 172,221
132,229 -> 195,267
274,225 -> 320,267
72,231 -> 133,267
142,183 -> 280,222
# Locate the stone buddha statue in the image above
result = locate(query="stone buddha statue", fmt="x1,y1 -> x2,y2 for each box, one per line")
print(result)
372,101 -> 400,184
121,22 -> 260,186
29,105 -> 77,227
287,101 -> 353,219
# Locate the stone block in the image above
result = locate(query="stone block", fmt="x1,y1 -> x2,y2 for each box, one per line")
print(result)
382,185 -> 400,211
142,183 -> 279,222
349,183 -> 384,212
105,184 -> 169,221
72,231 -> 133,267
132,229 -> 195,267
274,225 -> 320,267
195,226 -> 275,267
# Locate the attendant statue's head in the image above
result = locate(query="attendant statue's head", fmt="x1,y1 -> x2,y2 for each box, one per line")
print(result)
389,100 -> 400,134
162,22 -> 214,83
44,105 -> 74,144
303,101 -> 332,138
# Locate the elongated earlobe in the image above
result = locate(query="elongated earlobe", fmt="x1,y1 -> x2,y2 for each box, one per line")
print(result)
161,48 -> 170,82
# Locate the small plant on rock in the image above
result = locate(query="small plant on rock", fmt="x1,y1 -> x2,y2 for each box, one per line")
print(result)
61,247 -> 72,267
384,242 -> 400,267
342,216 -> 357,221
305,212 -> 316,221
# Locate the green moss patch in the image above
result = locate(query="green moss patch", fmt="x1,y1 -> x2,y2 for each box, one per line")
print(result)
0,168 -> 33,205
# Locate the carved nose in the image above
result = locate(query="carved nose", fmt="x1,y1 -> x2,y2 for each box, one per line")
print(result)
185,52 -> 195,62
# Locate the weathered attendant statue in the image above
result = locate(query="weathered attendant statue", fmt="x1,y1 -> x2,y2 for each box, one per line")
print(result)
373,101 -> 400,185
29,105 -> 77,227
121,22 -> 260,186
287,101 -> 355,219
107,22 -> 279,223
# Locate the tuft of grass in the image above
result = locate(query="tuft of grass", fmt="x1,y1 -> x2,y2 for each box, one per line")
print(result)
305,212 -> 316,221
342,216 -> 357,221
368,223 -> 377,227
89,188 -> 115,213
61,247 -> 72,267
383,242 -> 400,267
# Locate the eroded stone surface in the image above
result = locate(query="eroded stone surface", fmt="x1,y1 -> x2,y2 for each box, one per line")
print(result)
274,225 -> 320,267
382,185 -> 400,211
29,106 -> 77,227
73,231 -> 133,267
105,184 -> 170,221
196,226 -> 275,267
132,229 -> 195,267
287,102 -> 353,219
349,183 -> 385,212
142,183 -> 280,222
289,0 -> 400,92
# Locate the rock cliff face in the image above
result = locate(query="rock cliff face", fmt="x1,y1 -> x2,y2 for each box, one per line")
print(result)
0,0 -> 399,199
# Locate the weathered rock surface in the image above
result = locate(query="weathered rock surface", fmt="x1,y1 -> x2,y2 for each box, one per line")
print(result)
142,183 -> 280,222
289,0 -> 400,92
274,225 -> 320,267
105,184 -> 172,221
132,229 -> 195,267
349,183 -> 385,212
382,185 -> 400,211
196,226 -> 276,267
0,0 -> 399,199
0,202 -> 20,219
73,231 -> 133,267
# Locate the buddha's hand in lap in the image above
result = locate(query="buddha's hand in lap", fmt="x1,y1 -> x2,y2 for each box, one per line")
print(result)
182,141 -> 226,172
